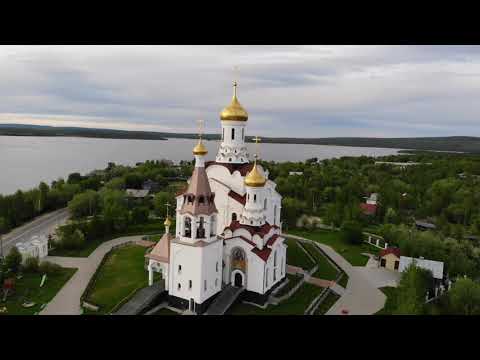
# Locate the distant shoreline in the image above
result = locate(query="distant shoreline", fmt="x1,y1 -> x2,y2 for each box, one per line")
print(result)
0,124 -> 479,154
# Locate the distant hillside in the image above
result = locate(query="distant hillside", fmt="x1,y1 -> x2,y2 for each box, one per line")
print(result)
1,124 -> 479,154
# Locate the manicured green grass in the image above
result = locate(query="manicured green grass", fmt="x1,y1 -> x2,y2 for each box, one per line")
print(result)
228,283 -> 323,315
285,238 -> 315,270
274,273 -> 303,297
50,221 -> 167,257
302,242 -> 339,281
0,268 -> 77,315
86,244 -> 149,314
376,286 -> 399,315
288,229 -> 377,266
314,291 -> 340,315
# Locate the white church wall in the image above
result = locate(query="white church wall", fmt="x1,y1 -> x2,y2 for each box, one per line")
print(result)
169,243 -> 203,303
199,239 -> 223,303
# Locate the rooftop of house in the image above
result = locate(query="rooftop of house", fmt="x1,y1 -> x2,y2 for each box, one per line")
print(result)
379,247 -> 401,258
125,189 -> 150,198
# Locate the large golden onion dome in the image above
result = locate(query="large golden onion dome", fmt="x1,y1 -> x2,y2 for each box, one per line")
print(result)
193,138 -> 208,156
244,160 -> 266,187
164,216 -> 172,227
220,81 -> 248,121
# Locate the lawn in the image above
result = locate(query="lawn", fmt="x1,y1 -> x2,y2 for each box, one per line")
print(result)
0,268 -> 77,315
85,244 -> 150,314
228,283 -> 323,315
288,229 -> 377,266
274,273 -> 303,297
314,291 -> 340,315
376,286 -> 399,315
50,220 -> 167,257
285,238 -> 315,270
301,242 -> 339,281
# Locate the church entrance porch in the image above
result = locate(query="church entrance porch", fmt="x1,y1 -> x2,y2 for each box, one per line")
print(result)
231,270 -> 245,287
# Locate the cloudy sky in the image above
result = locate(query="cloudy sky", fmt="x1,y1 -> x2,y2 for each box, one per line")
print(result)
0,45 -> 479,138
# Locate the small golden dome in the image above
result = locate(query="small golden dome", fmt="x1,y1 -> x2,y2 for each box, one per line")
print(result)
193,139 -> 208,156
164,216 -> 172,226
220,82 -> 248,122
244,161 -> 266,187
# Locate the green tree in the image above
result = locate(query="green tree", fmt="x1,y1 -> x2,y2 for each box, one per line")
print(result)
153,192 -> 175,218
100,189 -> 129,232
392,264 -> 432,315
131,207 -> 150,225
68,190 -> 100,219
5,246 -> 22,274
341,220 -> 363,245
448,278 -> 480,315
281,197 -> 307,229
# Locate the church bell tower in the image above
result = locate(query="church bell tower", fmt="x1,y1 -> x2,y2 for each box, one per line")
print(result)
216,81 -> 250,164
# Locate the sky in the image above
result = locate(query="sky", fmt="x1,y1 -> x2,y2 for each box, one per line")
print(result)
0,45 -> 479,138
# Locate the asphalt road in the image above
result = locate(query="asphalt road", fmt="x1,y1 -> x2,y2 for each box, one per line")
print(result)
1,208 -> 70,257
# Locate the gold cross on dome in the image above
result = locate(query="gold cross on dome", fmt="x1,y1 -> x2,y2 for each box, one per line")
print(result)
165,202 -> 171,218
196,119 -> 205,139
233,65 -> 239,96
253,136 -> 261,160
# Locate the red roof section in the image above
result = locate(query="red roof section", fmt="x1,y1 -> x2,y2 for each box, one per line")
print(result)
225,220 -> 277,238
251,246 -> 272,262
379,247 -> 401,258
360,203 -> 377,215
228,190 -> 246,205
265,234 -> 280,247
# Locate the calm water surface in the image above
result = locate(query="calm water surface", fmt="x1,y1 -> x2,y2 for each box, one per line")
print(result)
0,136 -> 400,195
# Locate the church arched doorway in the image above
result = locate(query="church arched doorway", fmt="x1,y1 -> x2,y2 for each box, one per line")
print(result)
234,273 -> 243,287
231,270 -> 245,287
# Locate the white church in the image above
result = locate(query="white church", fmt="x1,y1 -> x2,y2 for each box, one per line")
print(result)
146,82 -> 286,314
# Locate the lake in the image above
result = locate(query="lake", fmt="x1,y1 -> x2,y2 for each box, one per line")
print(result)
0,136 -> 401,195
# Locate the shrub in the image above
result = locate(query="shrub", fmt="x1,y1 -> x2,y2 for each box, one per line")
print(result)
5,247 -> 22,274
341,220 -> 363,245
23,256 -> 40,273
39,261 -> 62,275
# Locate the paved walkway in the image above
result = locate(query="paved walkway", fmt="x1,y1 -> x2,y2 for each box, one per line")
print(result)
40,235 -> 143,315
285,234 -> 388,315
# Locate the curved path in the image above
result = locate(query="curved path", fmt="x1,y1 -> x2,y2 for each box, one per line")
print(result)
40,235 -> 143,315
285,234 -> 391,315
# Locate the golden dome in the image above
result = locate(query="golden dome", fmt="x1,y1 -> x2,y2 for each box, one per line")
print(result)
220,82 -> 248,122
193,139 -> 208,156
244,161 -> 266,187
164,216 -> 172,227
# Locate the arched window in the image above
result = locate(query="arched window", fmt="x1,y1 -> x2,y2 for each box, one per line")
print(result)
254,194 -> 257,202
264,198 -> 267,210
274,250 -> 277,267
189,280 -> 192,289
199,196 -> 205,204
204,280 -> 207,291
265,269 -> 269,288
215,279 -> 218,287
231,128 -> 235,140
242,128 -> 244,140
184,217 -> 191,238
178,283 -> 181,291
222,128 -> 224,140
197,217 -> 205,238
274,205 -> 277,225
232,213 -> 237,222
216,262 -> 219,273
210,215 -> 216,236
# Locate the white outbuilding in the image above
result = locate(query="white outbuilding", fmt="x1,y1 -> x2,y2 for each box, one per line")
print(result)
15,235 -> 49,263
398,256 -> 444,280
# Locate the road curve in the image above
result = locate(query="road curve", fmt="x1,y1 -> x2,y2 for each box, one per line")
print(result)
1,208 -> 70,256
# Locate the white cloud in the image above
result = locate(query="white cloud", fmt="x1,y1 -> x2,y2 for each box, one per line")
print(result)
0,45 -> 479,137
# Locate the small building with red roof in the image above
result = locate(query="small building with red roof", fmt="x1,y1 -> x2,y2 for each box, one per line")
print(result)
379,247 -> 401,271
